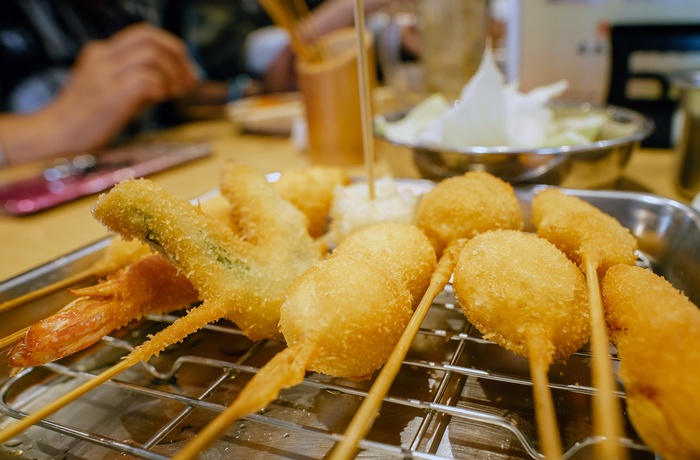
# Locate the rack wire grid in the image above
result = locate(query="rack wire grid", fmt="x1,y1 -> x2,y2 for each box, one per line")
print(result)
0,269 -> 655,460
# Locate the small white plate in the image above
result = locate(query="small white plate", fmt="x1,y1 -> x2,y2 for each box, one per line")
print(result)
226,92 -> 304,135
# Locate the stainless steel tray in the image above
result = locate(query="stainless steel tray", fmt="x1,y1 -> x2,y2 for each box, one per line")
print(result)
0,183 -> 698,459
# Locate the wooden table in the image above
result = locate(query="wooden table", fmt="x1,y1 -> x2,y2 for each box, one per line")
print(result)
0,119 -> 689,282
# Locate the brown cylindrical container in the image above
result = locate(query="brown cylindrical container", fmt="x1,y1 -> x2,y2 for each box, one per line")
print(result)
672,69 -> 700,199
297,28 -> 376,166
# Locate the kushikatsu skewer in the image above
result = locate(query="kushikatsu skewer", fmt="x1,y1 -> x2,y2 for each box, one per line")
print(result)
532,188 -> 637,459
330,171 -> 523,460
453,230 -> 591,459
172,222 -> 437,458
0,164 -> 322,444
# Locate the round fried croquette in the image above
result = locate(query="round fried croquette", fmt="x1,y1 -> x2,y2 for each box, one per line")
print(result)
453,230 -> 590,362
332,222 -> 436,307
416,171 -> 522,257
280,251 -> 413,380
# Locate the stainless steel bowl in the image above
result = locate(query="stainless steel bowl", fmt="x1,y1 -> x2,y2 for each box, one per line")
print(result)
374,102 -> 654,188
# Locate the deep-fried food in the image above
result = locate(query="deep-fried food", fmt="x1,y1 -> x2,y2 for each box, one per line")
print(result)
454,230 -> 590,360
171,223 -> 436,458
602,265 -> 700,460
93,163 -> 322,341
1,193 -> 232,370
90,237 -> 151,277
0,164 -> 324,445
453,230 -> 590,459
333,222 -> 436,307
531,188 -> 637,278
8,254 -> 198,372
416,171 -> 522,257
331,172 -> 524,460
532,187 -> 637,459
272,166 -> 350,237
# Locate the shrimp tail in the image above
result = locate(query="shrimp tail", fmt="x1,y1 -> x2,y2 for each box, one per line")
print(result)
8,254 -> 198,371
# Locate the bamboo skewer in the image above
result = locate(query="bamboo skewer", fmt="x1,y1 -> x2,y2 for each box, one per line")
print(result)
0,239 -> 149,314
352,0 -> 375,200
526,330 -> 564,459
0,269 -> 96,314
0,301 -> 228,444
0,328 -> 29,351
329,241 -> 463,460
585,257 -> 627,460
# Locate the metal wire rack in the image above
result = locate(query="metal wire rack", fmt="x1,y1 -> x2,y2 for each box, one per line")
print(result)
0,276 -> 655,460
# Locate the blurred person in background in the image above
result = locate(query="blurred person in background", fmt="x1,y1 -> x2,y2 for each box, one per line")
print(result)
0,0 -> 401,167
0,0 -> 329,167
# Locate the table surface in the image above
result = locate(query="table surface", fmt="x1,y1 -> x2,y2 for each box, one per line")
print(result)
0,118 -> 690,282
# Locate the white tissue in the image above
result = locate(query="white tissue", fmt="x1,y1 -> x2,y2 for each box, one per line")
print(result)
375,44 -> 599,149
418,45 -> 509,148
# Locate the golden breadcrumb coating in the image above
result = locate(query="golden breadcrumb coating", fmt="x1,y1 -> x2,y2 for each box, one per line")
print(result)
602,264 -> 700,460
532,188 -> 637,277
454,230 -> 590,362
273,166 -> 350,238
416,171 -> 523,257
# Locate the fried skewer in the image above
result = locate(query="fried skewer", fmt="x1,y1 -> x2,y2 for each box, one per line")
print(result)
0,164 -> 321,444
532,188 -> 637,459
331,171 -> 523,460
0,238 -> 149,314
6,254 -> 199,373
602,265 -> 700,460
272,166 -> 350,238
1,165 -> 342,370
453,230 -> 591,459
172,222 -> 437,458
0,165 -> 339,360
0,194 -> 234,363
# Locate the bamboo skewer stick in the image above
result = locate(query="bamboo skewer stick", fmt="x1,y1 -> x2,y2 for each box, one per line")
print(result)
0,328 -> 29,351
585,257 -> 627,460
0,239 -> 149,314
526,330 -> 564,459
329,241 -> 463,460
0,269 -> 96,314
352,0 -> 375,200
0,301 -> 228,444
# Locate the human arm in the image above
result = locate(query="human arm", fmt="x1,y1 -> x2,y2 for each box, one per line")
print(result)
0,23 -> 198,166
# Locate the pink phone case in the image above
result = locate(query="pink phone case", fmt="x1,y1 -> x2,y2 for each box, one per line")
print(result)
0,141 -> 211,216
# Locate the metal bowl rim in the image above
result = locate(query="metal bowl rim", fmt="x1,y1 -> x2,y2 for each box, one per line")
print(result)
373,101 -> 655,157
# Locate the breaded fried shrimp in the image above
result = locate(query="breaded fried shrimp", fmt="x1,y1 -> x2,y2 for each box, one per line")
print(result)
602,265 -> 700,460
8,254 -> 198,372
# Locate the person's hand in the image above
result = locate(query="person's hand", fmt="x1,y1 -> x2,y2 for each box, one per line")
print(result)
45,23 -> 199,153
